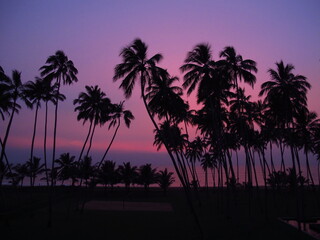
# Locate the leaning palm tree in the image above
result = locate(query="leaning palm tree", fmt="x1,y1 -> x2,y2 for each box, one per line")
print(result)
0,70 -> 30,172
0,67 -> 14,121
114,39 -> 203,238
74,85 -> 112,162
40,50 -> 78,186
98,101 -> 134,168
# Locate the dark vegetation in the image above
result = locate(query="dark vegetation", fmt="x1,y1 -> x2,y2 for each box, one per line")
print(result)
1,39 -> 320,239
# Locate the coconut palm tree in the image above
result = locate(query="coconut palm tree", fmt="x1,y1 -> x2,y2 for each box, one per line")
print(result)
40,50 -> 78,186
74,85 -> 112,161
55,153 -> 77,185
98,101 -> 134,168
26,156 -> 45,187
137,163 -> 157,191
98,160 -> 119,188
219,46 -> 257,91
0,67 -> 14,121
146,71 -> 188,123
0,70 -> 30,173
118,162 -> 138,192
157,168 -> 175,195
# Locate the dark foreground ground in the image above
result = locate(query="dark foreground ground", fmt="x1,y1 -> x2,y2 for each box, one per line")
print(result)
0,186 -> 320,240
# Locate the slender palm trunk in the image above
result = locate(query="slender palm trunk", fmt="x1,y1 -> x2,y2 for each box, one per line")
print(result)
30,102 -> 40,186
86,123 -> 97,157
51,80 -> 61,187
305,149 -> 314,186
98,120 -> 121,169
0,99 -> 16,169
78,120 -> 93,162
43,101 -> 49,186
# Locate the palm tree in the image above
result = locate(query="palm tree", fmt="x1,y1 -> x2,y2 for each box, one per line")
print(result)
146,72 -> 188,123
156,168 -> 175,195
98,101 -> 134,168
40,50 -> 78,186
137,163 -> 157,191
0,70 -> 30,173
219,46 -> 257,91
74,85 -> 112,161
117,162 -> 138,192
98,160 -> 119,188
55,153 -> 76,185
114,39 -> 203,237
26,156 -> 45,187
0,67 -> 14,121
12,163 -> 29,187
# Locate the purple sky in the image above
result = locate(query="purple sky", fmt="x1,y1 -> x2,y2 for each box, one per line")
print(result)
1,0 -> 320,168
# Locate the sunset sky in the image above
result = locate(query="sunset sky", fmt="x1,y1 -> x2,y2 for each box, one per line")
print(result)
1,0 -> 320,168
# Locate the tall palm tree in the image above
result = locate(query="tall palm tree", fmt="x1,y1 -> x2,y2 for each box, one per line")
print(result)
0,70 -> 30,172
0,67 -> 14,121
40,50 -> 78,186
74,85 -> 112,161
98,101 -> 134,168
114,39 -> 203,237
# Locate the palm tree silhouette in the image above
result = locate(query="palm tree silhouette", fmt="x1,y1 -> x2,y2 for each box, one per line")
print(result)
118,162 -> 138,192
137,163 -> 157,191
26,156 -> 45,187
0,66 -> 14,121
55,153 -> 76,185
73,85 -> 111,161
98,160 -> 119,188
146,71 -> 188,123
40,50 -> 78,186
98,101 -> 134,168
156,168 -> 175,195
0,70 -> 30,174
